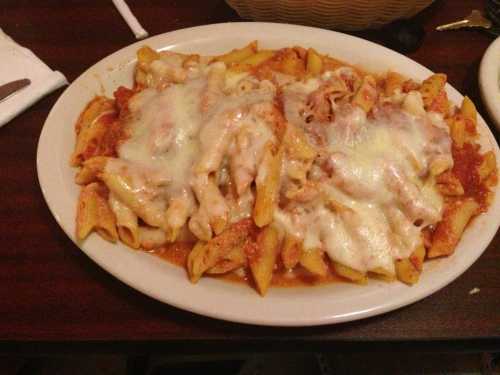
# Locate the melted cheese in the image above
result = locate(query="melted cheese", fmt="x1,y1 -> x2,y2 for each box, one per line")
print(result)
107,62 -> 277,237
118,78 -> 204,194
103,57 -> 452,276
278,77 -> 451,275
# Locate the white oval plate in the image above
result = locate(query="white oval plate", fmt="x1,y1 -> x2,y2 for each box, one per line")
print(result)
479,36 -> 500,132
37,23 -> 500,326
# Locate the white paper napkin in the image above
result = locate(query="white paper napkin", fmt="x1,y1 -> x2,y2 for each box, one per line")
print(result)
0,28 -> 68,127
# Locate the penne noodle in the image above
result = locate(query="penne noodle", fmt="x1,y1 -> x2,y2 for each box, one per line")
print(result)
283,124 -> 316,161
253,144 -> 283,227
138,226 -> 167,250
240,50 -> 275,67
137,45 -> 160,66
460,96 -> 477,121
281,235 -> 303,270
436,171 -> 464,196
186,241 -> 208,283
333,262 -> 367,284
321,55 -> 345,72
99,172 -> 167,230
280,48 -> 306,78
410,244 -> 426,272
394,243 -> 425,285
402,91 -> 425,117
188,218 -> 255,282
249,225 -> 280,296
206,244 -> 247,275
428,198 -> 479,258
449,116 -> 466,148
191,174 -> 229,236
395,258 -> 420,285
369,267 -> 396,282
200,62 -> 226,113
352,75 -> 377,113
76,184 -> 100,241
478,151 -> 496,182
165,192 -> 195,242
420,73 -> 446,109
74,96 -> 115,136
76,182 -> 118,242
75,156 -> 109,185
228,50 -> 277,74
299,248 -> 328,277
108,193 -> 140,249
188,207 -> 213,242
71,97 -> 117,166
385,71 -> 405,96
306,48 -> 323,75
215,41 -> 258,65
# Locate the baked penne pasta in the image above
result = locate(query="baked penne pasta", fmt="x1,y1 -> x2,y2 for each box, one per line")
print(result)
70,42 -> 497,295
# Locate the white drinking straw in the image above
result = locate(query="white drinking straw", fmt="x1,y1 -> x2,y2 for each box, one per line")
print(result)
112,0 -> 149,39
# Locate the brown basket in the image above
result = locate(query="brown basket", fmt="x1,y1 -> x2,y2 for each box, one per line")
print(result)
226,0 -> 434,31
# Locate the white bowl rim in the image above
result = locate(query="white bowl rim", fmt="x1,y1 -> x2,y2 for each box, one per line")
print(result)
479,36 -> 500,132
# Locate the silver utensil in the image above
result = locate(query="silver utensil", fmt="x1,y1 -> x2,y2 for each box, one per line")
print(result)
436,10 -> 499,34
0,78 -> 31,103
436,10 -> 490,30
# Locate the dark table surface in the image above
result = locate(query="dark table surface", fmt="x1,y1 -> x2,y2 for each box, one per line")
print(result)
1,0 -> 499,354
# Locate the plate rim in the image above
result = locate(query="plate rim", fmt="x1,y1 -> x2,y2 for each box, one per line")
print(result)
37,22 -> 500,327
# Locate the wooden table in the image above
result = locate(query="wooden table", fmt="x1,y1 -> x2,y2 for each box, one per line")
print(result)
1,0 -> 499,354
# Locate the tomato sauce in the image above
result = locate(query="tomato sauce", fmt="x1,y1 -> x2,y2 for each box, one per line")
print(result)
451,142 -> 491,210
153,242 -> 191,268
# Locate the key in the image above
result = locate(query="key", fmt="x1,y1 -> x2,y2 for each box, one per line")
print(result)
436,10 -> 492,31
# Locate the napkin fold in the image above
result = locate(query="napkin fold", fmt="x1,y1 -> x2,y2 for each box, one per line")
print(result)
0,28 -> 68,127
